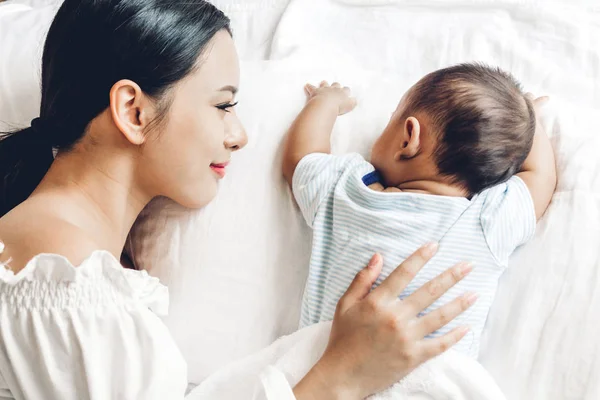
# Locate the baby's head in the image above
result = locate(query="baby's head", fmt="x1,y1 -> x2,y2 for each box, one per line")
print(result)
371,63 -> 536,196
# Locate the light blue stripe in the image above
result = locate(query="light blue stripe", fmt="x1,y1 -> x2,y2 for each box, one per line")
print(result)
293,153 -> 536,358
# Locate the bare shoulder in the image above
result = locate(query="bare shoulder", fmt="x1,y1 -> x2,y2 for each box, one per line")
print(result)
0,202 -> 101,273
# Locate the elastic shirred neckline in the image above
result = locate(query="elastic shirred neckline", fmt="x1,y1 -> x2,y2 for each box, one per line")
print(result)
0,250 -> 169,315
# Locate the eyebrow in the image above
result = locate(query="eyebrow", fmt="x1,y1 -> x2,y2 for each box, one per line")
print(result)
219,85 -> 238,95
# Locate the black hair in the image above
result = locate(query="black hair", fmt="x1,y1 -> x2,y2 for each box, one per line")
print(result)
403,63 -> 536,195
0,0 -> 231,217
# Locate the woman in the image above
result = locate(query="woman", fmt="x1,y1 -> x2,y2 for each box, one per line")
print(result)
0,1 -> 474,399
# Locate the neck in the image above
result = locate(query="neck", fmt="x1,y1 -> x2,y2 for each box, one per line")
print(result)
32,144 -> 152,257
396,180 -> 469,197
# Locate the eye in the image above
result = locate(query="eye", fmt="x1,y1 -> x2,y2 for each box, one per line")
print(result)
216,101 -> 238,113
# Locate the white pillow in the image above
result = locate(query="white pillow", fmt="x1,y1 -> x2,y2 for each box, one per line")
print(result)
271,0 -> 600,109
0,0 -> 291,130
0,0 -> 293,384
128,59 -> 403,382
4,1 -> 59,8
0,2 -> 56,130
209,0 -> 291,60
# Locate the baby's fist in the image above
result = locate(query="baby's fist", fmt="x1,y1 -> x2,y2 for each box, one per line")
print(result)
305,81 -> 357,115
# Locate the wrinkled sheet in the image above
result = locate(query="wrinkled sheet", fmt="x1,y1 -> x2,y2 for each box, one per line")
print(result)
268,1 -> 600,399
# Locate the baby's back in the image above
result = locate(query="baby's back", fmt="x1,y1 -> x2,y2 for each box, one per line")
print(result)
294,153 -> 536,357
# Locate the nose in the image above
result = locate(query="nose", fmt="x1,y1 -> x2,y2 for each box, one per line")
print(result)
224,113 -> 248,152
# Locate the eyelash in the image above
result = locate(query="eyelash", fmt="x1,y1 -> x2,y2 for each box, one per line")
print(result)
216,101 -> 238,112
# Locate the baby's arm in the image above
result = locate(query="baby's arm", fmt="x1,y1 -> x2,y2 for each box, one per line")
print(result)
282,81 -> 356,186
516,95 -> 557,220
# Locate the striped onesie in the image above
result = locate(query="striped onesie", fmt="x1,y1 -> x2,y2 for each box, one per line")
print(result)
292,152 -> 536,357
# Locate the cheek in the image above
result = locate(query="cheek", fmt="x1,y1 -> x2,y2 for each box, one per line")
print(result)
180,116 -> 222,189
371,134 -> 389,165
176,109 -> 224,168
146,112 -> 224,208
370,139 -> 381,162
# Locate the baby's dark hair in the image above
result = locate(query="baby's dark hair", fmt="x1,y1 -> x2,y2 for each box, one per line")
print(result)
402,63 -> 536,195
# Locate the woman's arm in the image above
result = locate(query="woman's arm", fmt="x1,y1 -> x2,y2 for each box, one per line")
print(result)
294,245 -> 475,400
282,82 -> 357,186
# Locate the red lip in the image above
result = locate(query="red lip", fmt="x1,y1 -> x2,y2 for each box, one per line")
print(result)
210,162 -> 229,178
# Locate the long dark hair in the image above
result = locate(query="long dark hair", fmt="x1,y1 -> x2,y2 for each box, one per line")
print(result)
0,0 -> 231,217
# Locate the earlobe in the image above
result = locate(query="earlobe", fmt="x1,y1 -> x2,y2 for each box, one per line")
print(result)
109,79 -> 148,145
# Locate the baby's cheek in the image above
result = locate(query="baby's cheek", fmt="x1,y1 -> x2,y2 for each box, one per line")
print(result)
370,151 -> 387,172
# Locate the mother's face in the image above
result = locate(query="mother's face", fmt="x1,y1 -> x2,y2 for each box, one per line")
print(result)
144,30 -> 247,209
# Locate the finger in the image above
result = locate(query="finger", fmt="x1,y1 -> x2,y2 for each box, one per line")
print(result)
371,243 -> 438,303
349,97 -> 358,109
320,80 -> 329,88
534,96 -> 550,106
337,254 -> 383,314
305,84 -> 316,96
331,82 -> 342,88
419,325 -> 470,360
343,86 -> 351,95
412,291 -> 478,338
402,262 -> 473,317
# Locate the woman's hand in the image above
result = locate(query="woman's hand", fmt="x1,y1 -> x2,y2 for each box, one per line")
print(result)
304,81 -> 357,115
293,243 -> 476,400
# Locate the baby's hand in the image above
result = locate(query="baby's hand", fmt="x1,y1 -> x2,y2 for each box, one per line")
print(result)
305,81 -> 357,115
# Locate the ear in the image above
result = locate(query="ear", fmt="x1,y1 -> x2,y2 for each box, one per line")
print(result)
109,79 -> 152,145
393,116 -> 421,160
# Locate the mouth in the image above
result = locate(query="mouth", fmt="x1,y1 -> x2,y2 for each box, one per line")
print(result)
210,161 -> 229,178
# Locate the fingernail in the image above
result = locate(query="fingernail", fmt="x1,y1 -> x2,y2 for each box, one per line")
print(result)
424,242 -> 439,257
464,292 -> 479,306
457,262 -> 473,276
368,253 -> 381,270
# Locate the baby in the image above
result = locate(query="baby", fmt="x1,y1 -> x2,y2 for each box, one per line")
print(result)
282,63 -> 556,357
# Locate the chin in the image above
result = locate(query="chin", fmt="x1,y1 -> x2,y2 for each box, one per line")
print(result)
175,181 -> 218,209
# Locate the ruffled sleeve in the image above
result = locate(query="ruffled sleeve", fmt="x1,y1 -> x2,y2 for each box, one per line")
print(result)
0,250 -> 187,400
0,250 -> 297,400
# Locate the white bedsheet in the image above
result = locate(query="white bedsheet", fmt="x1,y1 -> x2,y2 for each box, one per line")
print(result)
267,0 -> 600,399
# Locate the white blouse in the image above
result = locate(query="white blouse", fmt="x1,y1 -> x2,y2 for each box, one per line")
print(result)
0,249 -> 295,400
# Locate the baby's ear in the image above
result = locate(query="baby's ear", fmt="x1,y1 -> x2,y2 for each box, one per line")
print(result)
394,116 -> 421,160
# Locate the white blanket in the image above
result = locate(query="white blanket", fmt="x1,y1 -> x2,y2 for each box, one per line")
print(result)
189,322 -> 507,400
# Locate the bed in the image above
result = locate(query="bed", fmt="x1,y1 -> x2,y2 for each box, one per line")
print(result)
1,0 -> 599,398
